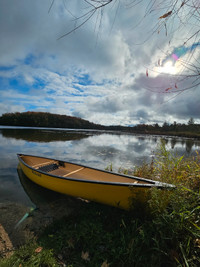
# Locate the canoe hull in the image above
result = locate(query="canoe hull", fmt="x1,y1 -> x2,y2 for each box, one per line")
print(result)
19,160 -> 149,210
17,154 -> 174,210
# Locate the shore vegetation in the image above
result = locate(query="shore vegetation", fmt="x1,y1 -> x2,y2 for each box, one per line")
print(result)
0,141 -> 200,266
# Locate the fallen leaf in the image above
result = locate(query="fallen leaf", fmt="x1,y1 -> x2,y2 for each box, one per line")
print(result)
81,251 -> 90,261
180,2 -> 185,8
35,247 -> 43,253
165,87 -> 172,92
159,11 -> 172,19
101,260 -> 110,267
195,239 -> 200,248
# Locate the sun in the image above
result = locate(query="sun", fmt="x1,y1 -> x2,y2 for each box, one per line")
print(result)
160,60 -> 176,74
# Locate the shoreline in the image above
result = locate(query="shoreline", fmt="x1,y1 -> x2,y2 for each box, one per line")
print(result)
0,125 -> 200,140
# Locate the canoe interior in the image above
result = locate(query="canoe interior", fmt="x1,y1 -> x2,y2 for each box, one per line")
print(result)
19,154 -> 155,185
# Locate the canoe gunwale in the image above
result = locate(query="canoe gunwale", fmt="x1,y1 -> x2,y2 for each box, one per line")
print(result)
17,154 -> 175,189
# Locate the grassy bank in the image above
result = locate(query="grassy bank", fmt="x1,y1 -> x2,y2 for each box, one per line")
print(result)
1,141 -> 200,266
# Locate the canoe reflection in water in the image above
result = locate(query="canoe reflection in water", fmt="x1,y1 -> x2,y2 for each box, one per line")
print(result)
17,167 -> 84,226
18,154 -> 175,210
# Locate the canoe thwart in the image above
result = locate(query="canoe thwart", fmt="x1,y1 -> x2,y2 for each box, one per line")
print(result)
63,167 -> 85,177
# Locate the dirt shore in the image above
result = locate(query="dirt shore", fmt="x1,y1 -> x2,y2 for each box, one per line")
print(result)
0,196 -> 79,259
0,223 -> 13,258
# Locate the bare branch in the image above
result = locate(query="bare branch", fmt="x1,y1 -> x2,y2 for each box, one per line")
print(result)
53,0 -> 200,93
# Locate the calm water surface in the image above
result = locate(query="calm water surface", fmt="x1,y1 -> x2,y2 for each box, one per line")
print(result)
0,127 -> 200,207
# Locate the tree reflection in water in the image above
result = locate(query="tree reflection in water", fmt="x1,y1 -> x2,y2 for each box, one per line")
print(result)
0,128 -> 200,205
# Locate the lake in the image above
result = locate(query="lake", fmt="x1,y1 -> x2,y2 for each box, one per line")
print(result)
0,126 -> 200,207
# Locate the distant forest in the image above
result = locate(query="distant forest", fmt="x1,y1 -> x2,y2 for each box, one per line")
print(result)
0,112 -> 200,138
0,111 -> 103,130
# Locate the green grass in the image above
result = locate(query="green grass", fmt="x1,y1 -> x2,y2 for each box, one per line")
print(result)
1,141 -> 200,266
0,241 -> 57,267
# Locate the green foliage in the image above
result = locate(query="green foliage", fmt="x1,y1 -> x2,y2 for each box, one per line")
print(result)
30,204 -> 177,266
105,163 -> 113,172
133,140 -> 200,266
0,241 -> 58,267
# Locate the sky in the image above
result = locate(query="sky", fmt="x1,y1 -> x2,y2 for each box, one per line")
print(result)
0,0 -> 199,126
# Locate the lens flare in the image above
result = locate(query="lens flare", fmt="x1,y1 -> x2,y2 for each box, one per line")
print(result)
156,42 -> 200,75
161,60 -> 176,74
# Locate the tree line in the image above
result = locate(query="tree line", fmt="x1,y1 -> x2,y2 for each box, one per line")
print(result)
0,111 -> 103,130
0,112 -> 199,138
125,120 -> 200,137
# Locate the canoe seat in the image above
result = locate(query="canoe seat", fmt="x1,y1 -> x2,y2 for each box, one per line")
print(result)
38,163 -> 59,173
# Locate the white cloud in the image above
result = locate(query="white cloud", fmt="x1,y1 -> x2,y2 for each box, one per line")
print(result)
0,0 -> 199,125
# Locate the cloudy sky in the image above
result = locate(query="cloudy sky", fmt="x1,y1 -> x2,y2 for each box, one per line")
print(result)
0,0 -> 199,126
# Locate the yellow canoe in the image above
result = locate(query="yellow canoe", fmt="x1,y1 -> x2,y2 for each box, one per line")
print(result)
17,154 -> 175,210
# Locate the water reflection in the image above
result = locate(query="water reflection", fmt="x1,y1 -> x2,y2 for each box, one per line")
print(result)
18,166 -> 73,207
0,128 -> 89,142
185,139 -> 195,153
167,137 -> 197,153
0,128 -> 200,205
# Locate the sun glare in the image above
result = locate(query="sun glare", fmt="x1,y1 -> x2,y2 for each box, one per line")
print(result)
160,60 -> 176,74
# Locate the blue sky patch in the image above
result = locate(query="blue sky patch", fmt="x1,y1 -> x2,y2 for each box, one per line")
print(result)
76,74 -> 93,86
0,65 -> 16,71
33,78 -> 47,89
73,85 -> 84,92
24,54 -> 36,65
9,78 -> 29,93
